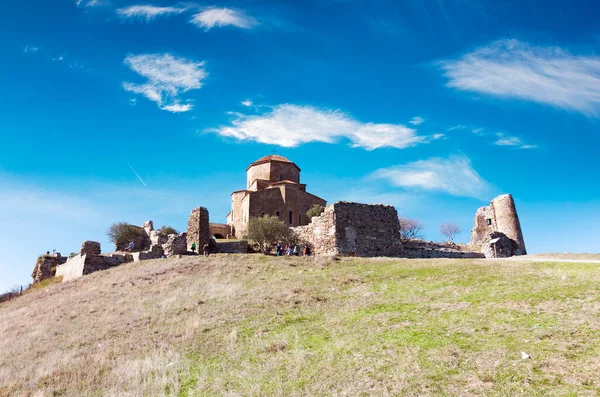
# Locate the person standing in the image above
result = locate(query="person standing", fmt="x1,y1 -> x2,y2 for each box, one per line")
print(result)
191,242 -> 197,254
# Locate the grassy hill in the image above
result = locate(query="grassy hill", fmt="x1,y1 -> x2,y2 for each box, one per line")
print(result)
1,254 -> 599,396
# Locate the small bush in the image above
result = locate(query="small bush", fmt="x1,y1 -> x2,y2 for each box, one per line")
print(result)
159,225 -> 179,235
107,222 -> 144,248
307,204 -> 325,221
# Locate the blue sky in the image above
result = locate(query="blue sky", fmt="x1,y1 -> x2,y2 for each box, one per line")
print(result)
1,0 -> 599,290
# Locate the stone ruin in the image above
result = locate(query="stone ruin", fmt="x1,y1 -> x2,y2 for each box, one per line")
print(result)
31,254 -> 67,284
481,231 -> 520,258
54,221 -> 190,282
402,240 -> 484,259
470,194 -> 527,258
56,241 -> 130,282
293,202 -> 404,257
187,207 -> 210,252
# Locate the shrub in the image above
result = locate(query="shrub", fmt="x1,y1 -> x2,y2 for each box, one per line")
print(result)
159,225 -> 179,235
244,215 -> 294,254
399,217 -> 424,239
107,222 -> 144,248
306,204 -> 325,221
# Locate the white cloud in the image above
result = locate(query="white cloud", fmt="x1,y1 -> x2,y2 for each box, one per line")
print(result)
190,7 -> 256,30
371,155 -> 492,199
494,133 -> 537,149
241,99 -> 253,107
212,104 -> 432,150
76,0 -> 104,7
161,103 -> 193,113
409,116 -> 425,125
432,133 -> 445,140
123,53 -> 207,113
24,46 -> 39,53
441,39 -> 600,116
116,5 -> 188,21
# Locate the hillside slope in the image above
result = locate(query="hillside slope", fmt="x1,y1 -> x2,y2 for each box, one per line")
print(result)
1,255 -> 599,396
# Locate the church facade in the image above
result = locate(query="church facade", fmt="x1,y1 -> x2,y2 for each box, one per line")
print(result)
227,155 -> 327,238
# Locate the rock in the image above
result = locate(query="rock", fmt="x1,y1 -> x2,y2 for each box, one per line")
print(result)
521,351 -> 531,359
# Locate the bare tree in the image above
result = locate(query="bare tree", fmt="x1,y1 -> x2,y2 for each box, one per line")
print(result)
440,222 -> 461,243
398,217 -> 423,239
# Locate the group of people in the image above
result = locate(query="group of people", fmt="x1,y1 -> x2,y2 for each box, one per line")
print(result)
275,243 -> 311,257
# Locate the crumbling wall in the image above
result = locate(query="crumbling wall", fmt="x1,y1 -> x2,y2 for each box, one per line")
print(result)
293,202 -> 403,257
402,240 -> 484,259
163,233 -> 188,257
187,207 -> 210,251
470,194 -> 526,256
32,255 -> 67,284
293,205 -> 337,255
56,241 -> 131,282
216,240 -> 249,254
481,231 -> 519,258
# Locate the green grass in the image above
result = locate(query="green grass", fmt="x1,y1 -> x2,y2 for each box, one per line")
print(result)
176,258 -> 600,396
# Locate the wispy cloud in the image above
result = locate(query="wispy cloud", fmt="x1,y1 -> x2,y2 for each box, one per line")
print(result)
190,7 -> 256,30
241,99 -> 253,107
23,46 -> 39,54
123,53 -> 207,113
409,116 -> 425,125
212,104 -> 436,150
441,39 -> 600,116
76,0 -> 105,7
116,5 -> 189,21
371,155 -> 492,199
494,133 -> 537,149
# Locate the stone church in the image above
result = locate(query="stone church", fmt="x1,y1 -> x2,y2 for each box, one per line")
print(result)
227,155 -> 327,238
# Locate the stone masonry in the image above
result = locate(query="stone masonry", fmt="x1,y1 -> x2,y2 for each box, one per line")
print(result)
56,241 -> 131,282
471,193 -> 526,256
32,254 -> 67,284
187,207 -> 210,252
402,240 -> 484,259
293,202 -> 403,257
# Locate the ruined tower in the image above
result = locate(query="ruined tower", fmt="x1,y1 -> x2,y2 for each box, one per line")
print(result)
470,194 -> 526,255
187,207 -> 210,251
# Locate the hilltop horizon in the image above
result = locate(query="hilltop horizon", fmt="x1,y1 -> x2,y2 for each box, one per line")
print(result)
1,0 -> 599,290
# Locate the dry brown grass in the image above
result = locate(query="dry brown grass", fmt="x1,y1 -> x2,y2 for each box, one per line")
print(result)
0,254 -> 599,396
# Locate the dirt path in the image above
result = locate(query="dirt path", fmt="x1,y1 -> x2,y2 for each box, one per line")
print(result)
493,256 -> 600,264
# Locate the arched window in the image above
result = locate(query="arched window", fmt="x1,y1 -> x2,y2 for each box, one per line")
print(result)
289,211 -> 293,224
276,211 -> 280,218
280,174 -> 283,181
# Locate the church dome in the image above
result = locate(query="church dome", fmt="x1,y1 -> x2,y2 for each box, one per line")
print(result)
247,155 -> 300,171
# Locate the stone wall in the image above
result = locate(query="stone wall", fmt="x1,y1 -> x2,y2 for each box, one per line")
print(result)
402,240 -> 484,259
163,233 -> 187,257
32,255 -> 67,284
56,241 -> 131,282
470,193 -> 526,256
481,231 -> 520,258
187,207 -> 210,251
215,240 -> 249,254
209,223 -> 232,239
293,202 -> 403,257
